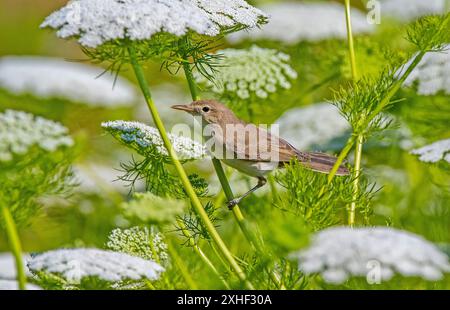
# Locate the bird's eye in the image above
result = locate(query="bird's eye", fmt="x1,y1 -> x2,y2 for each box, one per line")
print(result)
202,106 -> 210,113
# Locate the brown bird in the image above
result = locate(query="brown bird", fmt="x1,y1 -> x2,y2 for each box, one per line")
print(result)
172,99 -> 349,208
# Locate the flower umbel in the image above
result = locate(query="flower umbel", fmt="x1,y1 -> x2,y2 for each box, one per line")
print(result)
195,45 -> 298,100
411,139 -> 450,163
228,2 -> 373,44
0,56 -> 137,107
0,110 -> 73,162
291,227 -> 450,284
106,226 -> 169,265
101,120 -> 207,160
380,0 -> 447,22
403,45 -> 450,95
41,0 -> 267,48
28,248 -> 164,284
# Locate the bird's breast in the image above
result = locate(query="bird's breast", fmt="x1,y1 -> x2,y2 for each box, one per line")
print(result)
221,159 -> 278,177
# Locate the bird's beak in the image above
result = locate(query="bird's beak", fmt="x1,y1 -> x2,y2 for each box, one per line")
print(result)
171,104 -> 195,114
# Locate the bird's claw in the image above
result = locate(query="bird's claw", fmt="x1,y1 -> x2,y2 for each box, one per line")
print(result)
227,198 -> 240,210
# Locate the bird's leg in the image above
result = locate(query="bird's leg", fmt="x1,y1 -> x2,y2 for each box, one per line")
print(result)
227,177 -> 267,209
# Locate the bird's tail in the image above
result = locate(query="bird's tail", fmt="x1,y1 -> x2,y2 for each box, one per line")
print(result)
295,151 -> 349,176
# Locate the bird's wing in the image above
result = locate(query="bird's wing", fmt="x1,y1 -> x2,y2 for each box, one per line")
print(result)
214,124 -> 298,162
211,123 -> 349,175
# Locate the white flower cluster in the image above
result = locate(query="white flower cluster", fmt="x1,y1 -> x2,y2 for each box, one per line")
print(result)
101,120 -> 207,160
292,227 -> 450,284
403,47 -> 450,95
195,45 -> 297,100
0,56 -> 137,107
411,139 -> 450,164
274,103 -> 350,150
27,248 -> 164,284
106,226 -> 169,265
0,110 -> 74,162
228,2 -> 373,44
380,0 -> 446,22
41,0 -> 266,48
0,280 -> 42,290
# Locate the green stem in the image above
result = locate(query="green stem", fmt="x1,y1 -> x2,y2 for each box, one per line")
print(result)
176,219 -> 231,289
327,51 -> 426,185
211,159 -> 248,228
167,240 -> 197,289
349,134 -> 363,226
208,241 -> 232,272
1,205 -> 26,290
212,163 -> 283,288
214,189 -> 226,208
326,136 -> 355,184
182,61 -> 200,100
368,51 -> 426,123
344,0 -> 361,226
268,175 -> 278,203
344,0 -> 358,81
181,54 -> 284,289
196,247 -> 231,289
127,46 -> 252,289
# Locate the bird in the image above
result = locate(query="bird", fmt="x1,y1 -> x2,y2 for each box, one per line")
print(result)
171,99 -> 349,208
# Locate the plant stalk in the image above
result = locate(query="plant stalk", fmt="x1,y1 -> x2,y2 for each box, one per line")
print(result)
127,45 -> 252,289
344,0 -> 361,226
176,219 -> 231,289
268,175 -> 279,202
349,134 -> 363,226
1,204 -> 26,290
368,51 -> 426,123
182,60 -> 200,100
327,136 -> 355,184
327,51 -> 426,185
167,240 -> 197,289
344,0 -> 358,81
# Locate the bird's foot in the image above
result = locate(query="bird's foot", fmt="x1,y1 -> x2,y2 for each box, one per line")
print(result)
227,198 -> 241,210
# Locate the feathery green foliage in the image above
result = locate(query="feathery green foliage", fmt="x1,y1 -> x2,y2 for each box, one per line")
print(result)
275,160 -> 374,230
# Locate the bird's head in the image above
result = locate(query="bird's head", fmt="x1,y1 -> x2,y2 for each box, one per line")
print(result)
171,99 -> 235,125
